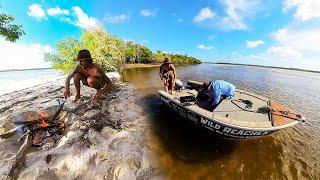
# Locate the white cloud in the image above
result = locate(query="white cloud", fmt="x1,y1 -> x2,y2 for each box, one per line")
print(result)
246,40 -> 265,48
104,14 -> 128,24
220,0 -> 261,30
0,39 -> 53,70
197,44 -> 213,50
267,46 -> 302,58
283,0 -> 320,21
239,25 -> 320,70
272,28 -> 320,52
194,7 -> 215,23
140,9 -> 157,17
72,6 -> 100,29
59,17 -> 73,24
47,6 -> 69,16
28,4 -> 46,20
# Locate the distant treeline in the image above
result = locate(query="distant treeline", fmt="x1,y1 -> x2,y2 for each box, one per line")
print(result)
45,28 -> 201,73
125,42 -> 201,65
208,62 -> 320,74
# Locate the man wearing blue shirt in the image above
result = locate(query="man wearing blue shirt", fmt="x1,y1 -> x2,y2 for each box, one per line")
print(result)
202,80 -> 236,111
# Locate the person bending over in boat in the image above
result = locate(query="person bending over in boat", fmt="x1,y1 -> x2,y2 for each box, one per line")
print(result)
63,49 -> 113,102
159,58 -> 177,95
202,80 -> 235,111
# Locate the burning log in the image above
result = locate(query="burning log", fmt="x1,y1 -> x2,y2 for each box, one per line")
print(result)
13,117 -> 50,125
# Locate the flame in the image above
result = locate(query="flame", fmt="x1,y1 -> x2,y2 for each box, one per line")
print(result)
27,111 -> 49,121
33,111 -> 50,127
37,111 -> 49,118
39,120 -> 49,127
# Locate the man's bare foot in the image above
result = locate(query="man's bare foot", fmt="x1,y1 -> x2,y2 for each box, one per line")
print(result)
92,92 -> 102,100
73,95 -> 80,102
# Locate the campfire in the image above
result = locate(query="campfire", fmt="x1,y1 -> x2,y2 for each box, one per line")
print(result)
15,110 -> 65,147
4,100 -> 66,147
0,99 -> 66,178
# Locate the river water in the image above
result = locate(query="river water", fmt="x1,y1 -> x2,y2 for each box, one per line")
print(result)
123,64 -> 320,179
0,69 -> 63,96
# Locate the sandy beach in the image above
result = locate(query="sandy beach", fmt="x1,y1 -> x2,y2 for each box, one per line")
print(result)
0,72 -> 162,179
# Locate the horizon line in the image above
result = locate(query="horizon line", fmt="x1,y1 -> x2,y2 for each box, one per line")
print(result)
204,62 -> 320,74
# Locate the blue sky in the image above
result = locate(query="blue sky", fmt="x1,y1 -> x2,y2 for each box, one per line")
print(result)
0,0 -> 320,70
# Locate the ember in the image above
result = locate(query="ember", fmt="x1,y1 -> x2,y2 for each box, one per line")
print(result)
39,119 -> 49,127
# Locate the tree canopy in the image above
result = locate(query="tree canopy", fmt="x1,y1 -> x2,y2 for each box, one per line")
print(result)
0,5 -> 25,42
46,27 -> 201,73
45,28 -> 125,73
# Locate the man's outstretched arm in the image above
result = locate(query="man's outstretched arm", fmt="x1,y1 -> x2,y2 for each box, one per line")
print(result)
64,65 -> 79,99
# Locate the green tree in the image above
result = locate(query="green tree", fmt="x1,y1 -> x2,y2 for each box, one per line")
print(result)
45,28 -> 126,73
124,41 -> 137,63
45,37 -> 83,73
81,28 -> 125,71
0,6 -> 25,42
138,45 -> 152,63
153,50 -> 165,63
45,27 -> 201,74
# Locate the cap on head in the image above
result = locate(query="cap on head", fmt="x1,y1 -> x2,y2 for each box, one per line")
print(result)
76,49 -> 93,62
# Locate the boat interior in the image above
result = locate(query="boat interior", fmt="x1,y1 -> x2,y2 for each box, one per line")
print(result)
169,80 -> 300,129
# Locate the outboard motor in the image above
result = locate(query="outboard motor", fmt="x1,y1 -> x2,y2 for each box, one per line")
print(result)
175,79 -> 185,90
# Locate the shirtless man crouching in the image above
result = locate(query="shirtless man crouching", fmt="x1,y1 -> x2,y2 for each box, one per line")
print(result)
63,49 -> 113,102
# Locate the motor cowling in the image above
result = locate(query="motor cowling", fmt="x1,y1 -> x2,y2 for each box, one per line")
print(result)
175,79 -> 184,90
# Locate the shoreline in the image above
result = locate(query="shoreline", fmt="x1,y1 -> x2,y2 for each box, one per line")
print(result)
0,67 -> 52,73
206,62 -> 320,74
123,63 -> 161,69
0,72 -> 121,97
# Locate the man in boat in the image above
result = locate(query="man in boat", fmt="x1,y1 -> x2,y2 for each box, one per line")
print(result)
159,58 -> 177,95
63,49 -> 113,102
202,80 -> 235,111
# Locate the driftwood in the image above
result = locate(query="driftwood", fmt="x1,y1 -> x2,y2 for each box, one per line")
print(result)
51,100 -> 65,122
9,131 -> 32,180
0,125 -> 24,139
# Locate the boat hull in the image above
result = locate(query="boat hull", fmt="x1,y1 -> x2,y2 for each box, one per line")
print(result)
160,94 -> 278,140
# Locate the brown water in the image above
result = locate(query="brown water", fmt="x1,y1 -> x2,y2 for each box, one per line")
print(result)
122,64 -> 320,179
